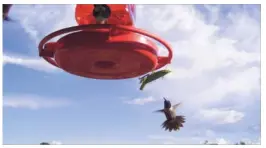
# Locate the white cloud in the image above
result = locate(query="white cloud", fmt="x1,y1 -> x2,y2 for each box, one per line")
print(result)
135,5 -> 260,111
204,138 -> 230,145
197,108 -> 245,124
124,96 -> 156,105
3,94 -> 71,110
3,53 -> 59,73
11,5 -> 76,45
148,135 -> 211,144
205,137 -> 261,145
136,5 -> 260,144
148,135 -> 260,145
3,5 -> 76,73
50,141 -> 62,145
193,67 -> 260,107
235,137 -> 261,144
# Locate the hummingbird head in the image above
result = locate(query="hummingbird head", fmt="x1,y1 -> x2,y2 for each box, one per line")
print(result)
163,97 -> 171,109
93,4 -> 111,23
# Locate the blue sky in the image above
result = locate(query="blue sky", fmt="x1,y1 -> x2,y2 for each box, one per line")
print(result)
3,4 -> 261,144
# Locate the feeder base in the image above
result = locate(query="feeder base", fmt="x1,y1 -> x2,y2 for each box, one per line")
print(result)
54,31 -> 158,79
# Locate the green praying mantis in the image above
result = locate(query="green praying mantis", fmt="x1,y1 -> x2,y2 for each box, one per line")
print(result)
139,69 -> 171,90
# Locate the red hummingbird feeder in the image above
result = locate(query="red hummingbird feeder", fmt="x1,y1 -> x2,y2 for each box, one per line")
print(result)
39,4 -> 173,79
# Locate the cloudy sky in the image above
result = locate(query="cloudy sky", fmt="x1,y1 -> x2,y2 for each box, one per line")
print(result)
3,4 -> 260,144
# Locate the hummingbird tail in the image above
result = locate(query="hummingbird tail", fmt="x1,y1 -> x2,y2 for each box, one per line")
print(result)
139,82 -> 146,90
161,116 -> 185,132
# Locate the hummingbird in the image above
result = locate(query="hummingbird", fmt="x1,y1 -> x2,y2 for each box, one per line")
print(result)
154,97 -> 185,132
139,69 -> 171,91
93,4 -> 111,24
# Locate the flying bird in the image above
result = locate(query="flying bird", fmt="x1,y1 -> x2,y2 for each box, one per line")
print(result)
154,97 -> 185,132
139,69 -> 171,90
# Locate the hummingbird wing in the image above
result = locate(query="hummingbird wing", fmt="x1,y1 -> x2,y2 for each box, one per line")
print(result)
172,102 -> 182,110
153,109 -> 164,113
139,74 -> 150,90
139,75 -> 148,84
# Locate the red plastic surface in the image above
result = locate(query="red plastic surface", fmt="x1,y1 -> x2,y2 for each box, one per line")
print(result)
39,24 -> 172,79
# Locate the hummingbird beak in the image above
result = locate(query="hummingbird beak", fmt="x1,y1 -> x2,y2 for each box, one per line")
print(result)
163,97 -> 167,101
